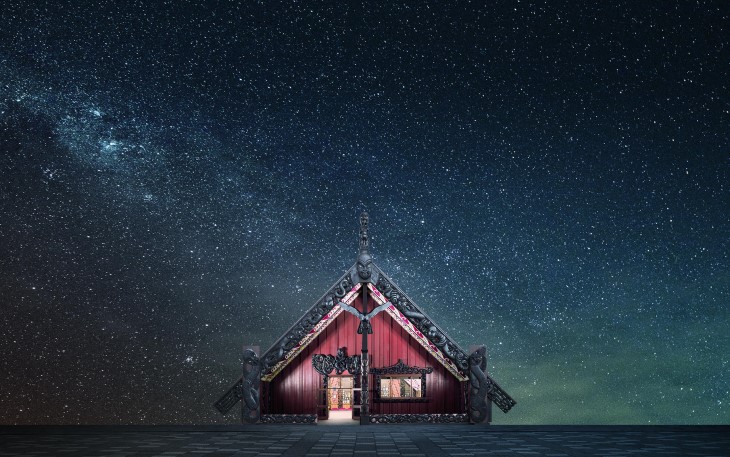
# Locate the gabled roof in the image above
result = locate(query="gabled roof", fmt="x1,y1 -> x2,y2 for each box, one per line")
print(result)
216,213 -> 516,415
257,262 -> 468,383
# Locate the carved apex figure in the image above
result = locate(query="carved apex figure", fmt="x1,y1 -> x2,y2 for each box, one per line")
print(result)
357,252 -> 373,280
352,211 -> 378,284
359,211 -> 369,254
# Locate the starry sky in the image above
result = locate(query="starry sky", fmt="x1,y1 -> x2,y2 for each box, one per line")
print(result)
1,1 -> 728,425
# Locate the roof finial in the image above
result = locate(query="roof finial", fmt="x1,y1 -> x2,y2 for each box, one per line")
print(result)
356,211 -> 374,282
359,211 -> 369,254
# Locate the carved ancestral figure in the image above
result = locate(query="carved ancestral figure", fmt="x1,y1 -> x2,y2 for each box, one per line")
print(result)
240,349 -> 261,423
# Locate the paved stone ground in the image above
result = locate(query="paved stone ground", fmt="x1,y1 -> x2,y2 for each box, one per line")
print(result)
1,425 -> 728,456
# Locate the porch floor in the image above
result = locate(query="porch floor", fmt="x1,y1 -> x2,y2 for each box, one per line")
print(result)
319,409 -> 358,425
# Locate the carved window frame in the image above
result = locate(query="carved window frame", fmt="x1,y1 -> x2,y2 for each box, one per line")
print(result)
370,360 -> 433,403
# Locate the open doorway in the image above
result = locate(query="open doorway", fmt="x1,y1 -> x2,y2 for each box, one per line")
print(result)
320,375 -> 358,424
328,376 -> 353,410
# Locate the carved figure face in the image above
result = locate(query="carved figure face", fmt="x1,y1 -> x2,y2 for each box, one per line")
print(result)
357,253 -> 372,279
427,326 -> 445,343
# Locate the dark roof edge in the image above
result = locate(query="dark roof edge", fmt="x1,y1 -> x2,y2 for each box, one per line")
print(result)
259,263 -> 358,374
372,265 -> 470,372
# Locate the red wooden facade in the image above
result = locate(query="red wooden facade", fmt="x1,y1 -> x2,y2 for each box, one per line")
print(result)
264,291 -> 466,417
215,212 -> 515,424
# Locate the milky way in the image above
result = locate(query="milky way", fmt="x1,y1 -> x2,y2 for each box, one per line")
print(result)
1,1 -> 728,424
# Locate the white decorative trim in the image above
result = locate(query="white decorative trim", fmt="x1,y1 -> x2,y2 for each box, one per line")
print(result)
261,283 -> 361,381
368,284 -> 467,381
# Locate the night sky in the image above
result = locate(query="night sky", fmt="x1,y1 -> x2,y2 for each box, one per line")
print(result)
1,1 -> 728,425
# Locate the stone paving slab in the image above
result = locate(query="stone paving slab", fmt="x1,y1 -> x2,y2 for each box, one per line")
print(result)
0,425 -> 728,456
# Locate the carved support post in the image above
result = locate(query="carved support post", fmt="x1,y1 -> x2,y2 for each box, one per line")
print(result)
468,345 -> 491,424
360,286 -> 370,424
241,345 -> 261,424
320,375 -> 329,420
357,211 -> 372,425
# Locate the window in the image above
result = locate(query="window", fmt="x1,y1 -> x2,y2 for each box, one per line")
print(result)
380,376 -> 423,399
370,360 -> 433,403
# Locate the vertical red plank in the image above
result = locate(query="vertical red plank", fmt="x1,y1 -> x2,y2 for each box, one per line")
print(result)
299,353 -> 313,413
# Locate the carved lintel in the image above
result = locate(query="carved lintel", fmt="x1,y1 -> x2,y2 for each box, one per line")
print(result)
333,347 -> 349,374
312,347 -> 361,376
312,354 -> 335,376
370,360 -> 433,376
